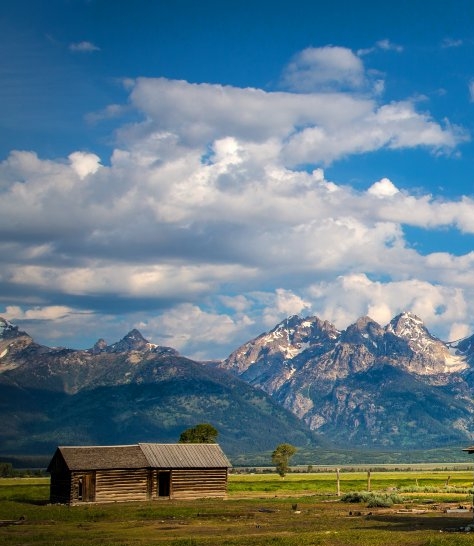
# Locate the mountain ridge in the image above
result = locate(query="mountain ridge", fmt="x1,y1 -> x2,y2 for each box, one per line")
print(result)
2,312 -> 474,462
218,311 -> 474,448
0,317 -> 317,460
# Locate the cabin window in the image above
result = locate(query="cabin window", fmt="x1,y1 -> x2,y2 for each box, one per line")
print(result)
157,471 -> 170,497
77,472 -> 96,502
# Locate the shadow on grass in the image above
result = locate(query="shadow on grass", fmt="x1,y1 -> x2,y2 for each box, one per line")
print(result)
361,513 -> 474,532
10,497 -> 49,506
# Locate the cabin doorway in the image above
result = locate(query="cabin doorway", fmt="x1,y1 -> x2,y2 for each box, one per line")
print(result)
77,472 -> 96,502
157,471 -> 171,497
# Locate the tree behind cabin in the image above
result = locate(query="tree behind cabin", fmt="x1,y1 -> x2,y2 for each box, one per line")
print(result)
179,423 -> 218,443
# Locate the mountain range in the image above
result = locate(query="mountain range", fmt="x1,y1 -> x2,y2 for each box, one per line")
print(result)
1,312 -> 474,466
219,312 -> 474,450
0,318 -> 315,465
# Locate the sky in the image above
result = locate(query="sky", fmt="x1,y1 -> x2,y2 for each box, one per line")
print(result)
2,0 -> 474,359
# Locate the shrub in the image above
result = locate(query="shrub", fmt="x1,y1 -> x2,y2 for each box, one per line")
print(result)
341,491 -> 403,507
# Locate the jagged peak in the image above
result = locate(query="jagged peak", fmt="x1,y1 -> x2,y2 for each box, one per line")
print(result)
267,315 -> 339,342
390,311 -> 423,324
0,317 -> 12,331
270,315 -> 302,332
353,316 -> 381,330
0,317 -> 30,340
386,312 -> 431,339
105,328 -> 153,353
123,329 -> 148,342
91,338 -> 108,354
340,316 -> 383,345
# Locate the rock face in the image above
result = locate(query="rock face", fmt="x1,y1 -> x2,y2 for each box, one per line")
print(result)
219,312 -> 474,448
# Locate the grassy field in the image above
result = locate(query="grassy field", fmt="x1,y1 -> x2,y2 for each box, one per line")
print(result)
1,471 -> 474,545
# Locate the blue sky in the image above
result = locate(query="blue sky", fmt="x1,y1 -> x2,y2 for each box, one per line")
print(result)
2,0 -> 474,358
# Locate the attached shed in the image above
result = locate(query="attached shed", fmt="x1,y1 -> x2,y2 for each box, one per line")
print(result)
47,443 -> 231,505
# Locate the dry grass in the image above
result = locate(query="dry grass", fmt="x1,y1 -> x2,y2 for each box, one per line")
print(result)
1,473 -> 474,545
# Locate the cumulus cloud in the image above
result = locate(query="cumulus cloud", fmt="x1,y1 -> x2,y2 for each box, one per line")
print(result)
307,274 -> 469,337
262,289 -> 312,327
128,78 -> 464,167
280,46 -> 366,92
1,46 -> 473,357
137,304 -> 255,360
367,177 -> 399,198
448,322 -> 471,341
69,151 -> 102,179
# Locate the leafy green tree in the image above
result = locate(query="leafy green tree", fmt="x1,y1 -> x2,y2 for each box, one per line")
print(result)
272,443 -> 297,477
179,423 -> 218,443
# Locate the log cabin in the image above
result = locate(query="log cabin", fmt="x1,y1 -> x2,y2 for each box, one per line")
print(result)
47,442 -> 231,505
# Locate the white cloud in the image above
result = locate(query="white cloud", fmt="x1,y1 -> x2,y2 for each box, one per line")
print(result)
1,47 -> 474,357
4,305 -> 80,321
86,104 -> 128,124
367,177 -> 399,198
358,39 -> 403,56
139,304 -> 254,359
219,295 -> 252,313
69,41 -> 100,53
280,46 -> 366,92
127,78 -> 463,168
69,151 -> 102,179
262,289 -> 312,327
307,274 -> 469,340
375,39 -> 403,52
448,322 -> 471,341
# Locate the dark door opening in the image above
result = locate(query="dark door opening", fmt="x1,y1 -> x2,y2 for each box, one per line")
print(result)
158,471 -> 171,497
77,472 -> 96,502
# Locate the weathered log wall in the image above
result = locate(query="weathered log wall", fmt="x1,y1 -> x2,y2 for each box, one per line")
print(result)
71,469 -> 150,505
53,467 -> 228,504
171,468 -> 228,499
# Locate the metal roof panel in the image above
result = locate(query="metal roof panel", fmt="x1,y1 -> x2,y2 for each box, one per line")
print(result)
139,443 -> 232,468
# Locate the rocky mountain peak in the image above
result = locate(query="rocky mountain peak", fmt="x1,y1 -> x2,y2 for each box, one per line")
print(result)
219,311 -> 473,440
0,318 -> 34,370
383,312 -> 462,374
0,317 -> 29,340
105,329 -> 153,353
387,312 -> 427,339
268,315 -> 340,344
340,316 -> 383,344
91,338 -> 108,354
272,314 -> 301,331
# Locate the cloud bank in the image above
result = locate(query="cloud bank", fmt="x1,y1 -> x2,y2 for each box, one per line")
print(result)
1,45 -> 473,358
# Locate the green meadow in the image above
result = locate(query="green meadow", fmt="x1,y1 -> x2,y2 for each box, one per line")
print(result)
1,470 -> 474,545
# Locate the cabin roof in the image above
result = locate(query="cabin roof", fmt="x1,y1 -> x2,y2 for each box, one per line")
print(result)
48,443 -> 231,472
50,444 -> 149,471
139,443 -> 231,468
